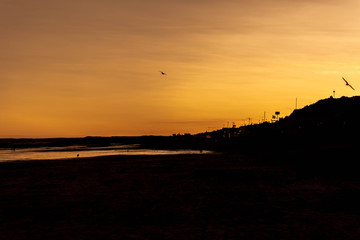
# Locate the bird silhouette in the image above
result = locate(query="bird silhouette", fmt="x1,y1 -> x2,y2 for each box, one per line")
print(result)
342,77 -> 355,90
159,71 -> 167,76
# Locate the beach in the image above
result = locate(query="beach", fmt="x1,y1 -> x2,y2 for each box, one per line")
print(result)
1,152 -> 360,239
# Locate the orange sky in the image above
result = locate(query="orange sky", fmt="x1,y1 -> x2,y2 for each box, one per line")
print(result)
1,0 -> 360,137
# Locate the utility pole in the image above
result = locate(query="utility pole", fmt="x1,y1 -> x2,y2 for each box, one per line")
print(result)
264,111 -> 266,122
295,97 -> 298,110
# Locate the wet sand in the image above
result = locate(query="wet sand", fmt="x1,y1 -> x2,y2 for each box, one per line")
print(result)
1,152 -> 360,239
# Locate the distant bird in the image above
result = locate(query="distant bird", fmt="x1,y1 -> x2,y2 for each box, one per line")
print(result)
342,77 -> 355,90
159,71 -> 167,76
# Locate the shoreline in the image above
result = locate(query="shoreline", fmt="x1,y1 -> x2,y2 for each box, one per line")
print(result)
0,146 -> 217,163
0,152 -> 219,164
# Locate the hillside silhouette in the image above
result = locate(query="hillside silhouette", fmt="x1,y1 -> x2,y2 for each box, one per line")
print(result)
279,96 -> 360,135
186,96 -> 360,154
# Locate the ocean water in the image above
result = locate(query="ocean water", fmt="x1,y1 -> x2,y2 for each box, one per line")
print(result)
0,145 -> 212,162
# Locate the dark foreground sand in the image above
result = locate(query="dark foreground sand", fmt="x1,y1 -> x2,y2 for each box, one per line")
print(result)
1,151 -> 360,240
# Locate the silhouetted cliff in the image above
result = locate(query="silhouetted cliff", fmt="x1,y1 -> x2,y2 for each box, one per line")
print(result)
234,96 -> 360,154
279,96 -> 360,135
195,96 -> 360,152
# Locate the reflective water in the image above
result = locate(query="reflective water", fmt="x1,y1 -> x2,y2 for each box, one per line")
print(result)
0,145 -> 213,162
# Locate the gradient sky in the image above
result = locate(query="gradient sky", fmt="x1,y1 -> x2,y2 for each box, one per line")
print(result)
1,0 -> 360,137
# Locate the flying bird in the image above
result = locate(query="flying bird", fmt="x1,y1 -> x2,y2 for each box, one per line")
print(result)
342,77 -> 355,90
159,71 -> 167,76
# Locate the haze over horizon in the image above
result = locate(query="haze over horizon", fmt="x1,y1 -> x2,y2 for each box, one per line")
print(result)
1,0 -> 360,138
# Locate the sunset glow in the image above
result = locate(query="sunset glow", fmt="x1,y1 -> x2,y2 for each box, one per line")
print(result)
1,0 -> 360,137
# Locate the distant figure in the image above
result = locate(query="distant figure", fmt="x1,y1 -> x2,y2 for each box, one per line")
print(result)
77,154 -> 79,158
159,71 -> 167,76
342,77 -> 355,90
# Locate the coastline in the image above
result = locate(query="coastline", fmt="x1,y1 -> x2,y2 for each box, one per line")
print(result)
0,148 -> 215,163
1,152 -> 360,239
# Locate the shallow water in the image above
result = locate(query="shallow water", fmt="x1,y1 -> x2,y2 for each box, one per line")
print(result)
0,145 -> 212,162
